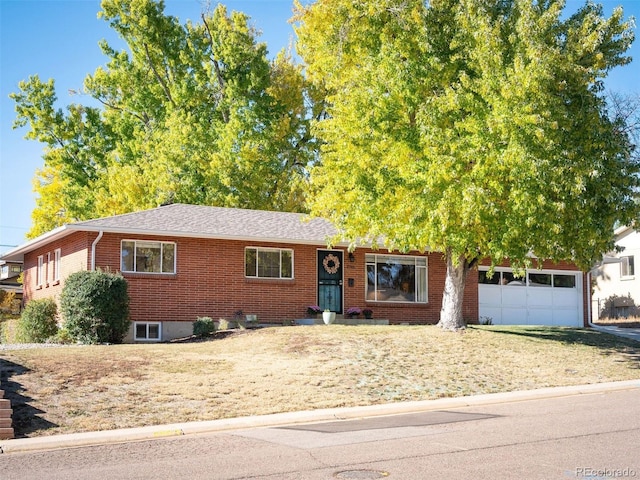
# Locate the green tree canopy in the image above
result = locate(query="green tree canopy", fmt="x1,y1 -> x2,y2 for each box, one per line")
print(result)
12,0 -> 315,237
294,0 -> 639,330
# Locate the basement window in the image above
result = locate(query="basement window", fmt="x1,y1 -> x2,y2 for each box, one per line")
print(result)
134,322 -> 161,342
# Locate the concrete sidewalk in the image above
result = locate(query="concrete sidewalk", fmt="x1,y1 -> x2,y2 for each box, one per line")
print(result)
2,379 -> 639,455
590,324 -> 640,342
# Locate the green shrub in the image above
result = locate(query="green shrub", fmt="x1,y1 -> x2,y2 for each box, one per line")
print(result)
16,298 -> 58,343
1,316 -> 20,343
60,270 -> 130,344
47,326 -> 74,345
217,318 -> 236,330
0,290 -> 16,313
193,317 -> 216,337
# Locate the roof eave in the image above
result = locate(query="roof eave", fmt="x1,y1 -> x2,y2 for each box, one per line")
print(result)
77,224 -> 346,246
614,225 -> 634,238
0,224 -> 350,262
0,225 -> 72,262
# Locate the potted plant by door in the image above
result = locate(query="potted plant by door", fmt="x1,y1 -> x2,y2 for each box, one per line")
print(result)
322,309 -> 336,324
345,307 -> 362,319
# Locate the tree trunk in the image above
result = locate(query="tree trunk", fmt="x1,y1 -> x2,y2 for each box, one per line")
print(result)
437,250 -> 470,331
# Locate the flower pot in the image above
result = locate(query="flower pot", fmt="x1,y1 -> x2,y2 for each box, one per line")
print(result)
322,311 -> 336,324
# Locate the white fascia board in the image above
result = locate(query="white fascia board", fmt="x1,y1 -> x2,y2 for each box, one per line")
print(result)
1,224 -> 415,262
614,225 -> 633,239
600,256 -> 623,264
0,226 -> 71,262
2,224 -> 350,256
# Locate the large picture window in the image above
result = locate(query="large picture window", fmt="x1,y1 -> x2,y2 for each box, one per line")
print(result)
366,254 -> 427,303
121,240 -> 176,274
245,247 -> 293,279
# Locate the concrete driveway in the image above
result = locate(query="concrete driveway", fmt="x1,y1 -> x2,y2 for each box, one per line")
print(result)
591,324 -> 640,343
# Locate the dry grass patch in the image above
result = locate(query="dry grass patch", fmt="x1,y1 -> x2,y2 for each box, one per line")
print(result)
593,317 -> 640,328
1,325 -> 639,438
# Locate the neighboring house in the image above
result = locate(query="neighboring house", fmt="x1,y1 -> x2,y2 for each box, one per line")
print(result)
0,260 -> 23,314
591,225 -> 640,321
0,204 -> 589,342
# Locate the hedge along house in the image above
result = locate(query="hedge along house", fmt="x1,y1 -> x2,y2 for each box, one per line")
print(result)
1,204 -> 588,342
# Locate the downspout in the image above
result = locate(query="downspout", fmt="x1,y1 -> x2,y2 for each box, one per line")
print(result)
587,270 -> 594,328
91,231 -> 104,271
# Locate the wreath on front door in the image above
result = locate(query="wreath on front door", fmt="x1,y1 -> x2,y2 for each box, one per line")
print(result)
323,253 -> 340,274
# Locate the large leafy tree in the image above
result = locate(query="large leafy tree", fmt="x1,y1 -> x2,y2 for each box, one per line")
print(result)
12,0 -> 315,237
295,0 -> 640,330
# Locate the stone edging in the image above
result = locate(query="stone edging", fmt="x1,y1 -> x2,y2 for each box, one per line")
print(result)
0,389 -> 14,440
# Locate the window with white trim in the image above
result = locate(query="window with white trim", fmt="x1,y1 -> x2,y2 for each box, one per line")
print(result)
121,240 -> 176,274
366,254 -> 427,303
134,322 -> 161,341
245,247 -> 293,279
621,255 -> 634,278
53,249 -> 61,282
37,255 -> 44,287
479,269 -> 576,288
47,252 -> 52,284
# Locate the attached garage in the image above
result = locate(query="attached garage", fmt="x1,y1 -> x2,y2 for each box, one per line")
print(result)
478,268 -> 584,327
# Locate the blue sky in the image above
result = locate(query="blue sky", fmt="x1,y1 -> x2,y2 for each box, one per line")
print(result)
1,0 -> 639,255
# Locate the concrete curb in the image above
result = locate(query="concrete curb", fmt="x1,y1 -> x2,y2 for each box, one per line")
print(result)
2,379 -> 639,454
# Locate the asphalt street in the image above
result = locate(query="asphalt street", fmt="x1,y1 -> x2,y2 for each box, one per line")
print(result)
1,384 -> 639,480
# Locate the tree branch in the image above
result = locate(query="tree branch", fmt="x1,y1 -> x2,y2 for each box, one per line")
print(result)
201,13 -> 229,123
143,42 -> 176,108
94,96 -> 150,126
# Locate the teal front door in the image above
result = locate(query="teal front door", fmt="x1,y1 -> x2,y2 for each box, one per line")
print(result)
318,250 -> 343,314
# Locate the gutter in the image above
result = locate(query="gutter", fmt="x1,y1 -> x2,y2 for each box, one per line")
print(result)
91,231 -> 103,271
587,270 -> 593,327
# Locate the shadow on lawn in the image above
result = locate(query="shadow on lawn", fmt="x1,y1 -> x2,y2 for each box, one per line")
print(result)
0,358 -> 58,438
474,326 -> 640,369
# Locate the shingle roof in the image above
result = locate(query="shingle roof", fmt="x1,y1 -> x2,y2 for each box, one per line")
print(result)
74,204 -> 337,243
0,204 -> 341,262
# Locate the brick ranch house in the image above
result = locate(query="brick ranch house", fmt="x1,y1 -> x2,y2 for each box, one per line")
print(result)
1,204 -> 589,342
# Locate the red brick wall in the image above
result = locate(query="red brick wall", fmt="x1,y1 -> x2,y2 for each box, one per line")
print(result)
95,234 -> 475,325
22,231 -> 482,325
93,234 -> 325,323
23,231 -> 591,327
344,249 -> 478,324
24,232 -> 92,304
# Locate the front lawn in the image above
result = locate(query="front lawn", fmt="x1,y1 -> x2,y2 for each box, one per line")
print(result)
1,325 -> 638,438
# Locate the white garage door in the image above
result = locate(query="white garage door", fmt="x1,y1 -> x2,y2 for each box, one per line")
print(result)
478,268 -> 583,327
